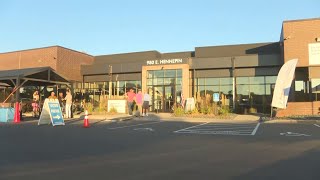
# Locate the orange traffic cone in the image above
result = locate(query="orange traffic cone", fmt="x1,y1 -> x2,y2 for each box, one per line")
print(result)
83,110 -> 90,128
14,102 -> 21,123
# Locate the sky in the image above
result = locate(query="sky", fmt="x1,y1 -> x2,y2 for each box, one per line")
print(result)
0,0 -> 319,56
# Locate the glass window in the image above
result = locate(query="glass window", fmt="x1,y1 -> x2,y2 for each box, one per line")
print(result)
237,85 -> 249,96
250,85 -> 265,95
198,78 -> 205,85
206,86 -> 219,94
295,81 -> 304,92
206,78 -> 219,85
311,79 -> 320,93
265,84 -> 274,95
266,76 -> 277,84
177,69 -> 182,77
237,77 -> 249,85
220,85 -> 232,94
176,78 -> 182,85
147,79 -> 153,86
84,83 -> 89,89
164,78 -> 173,85
165,70 -> 176,77
154,78 -> 164,85
198,86 -> 206,97
249,77 -> 265,84
154,70 -> 164,78
147,71 -> 153,78
220,77 -> 232,85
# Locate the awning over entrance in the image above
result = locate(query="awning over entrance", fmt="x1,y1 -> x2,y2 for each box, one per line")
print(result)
0,67 -> 69,87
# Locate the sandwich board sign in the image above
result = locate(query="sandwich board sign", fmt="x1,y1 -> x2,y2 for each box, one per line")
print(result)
38,98 -> 65,126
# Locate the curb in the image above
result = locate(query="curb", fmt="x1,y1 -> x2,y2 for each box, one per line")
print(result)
262,119 -> 320,124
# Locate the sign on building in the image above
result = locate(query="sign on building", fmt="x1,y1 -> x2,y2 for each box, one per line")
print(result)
38,98 -> 65,126
146,58 -> 184,65
213,93 -> 220,102
309,43 -> 320,65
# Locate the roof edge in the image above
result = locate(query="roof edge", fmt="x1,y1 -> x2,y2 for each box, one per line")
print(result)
195,42 -> 279,49
95,50 -> 161,57
0,45 -> 93,57
283,17 -> 320,24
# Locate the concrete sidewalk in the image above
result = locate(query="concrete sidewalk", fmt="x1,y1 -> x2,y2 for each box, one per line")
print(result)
20,112 -> 320,124
85,112 -> 262,123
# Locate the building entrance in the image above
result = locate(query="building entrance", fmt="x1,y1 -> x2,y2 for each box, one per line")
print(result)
146,69 -> 182,113
152,85 -> 175,112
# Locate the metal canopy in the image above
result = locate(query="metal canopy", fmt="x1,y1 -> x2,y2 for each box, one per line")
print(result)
0,67 -> 70,87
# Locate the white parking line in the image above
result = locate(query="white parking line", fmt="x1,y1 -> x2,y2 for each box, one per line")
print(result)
191,126 -> 257,130
108,121 -> 163,130
174,122 -> 260,136
177,130 -> 252,135
314,124 -> 320,128
202,123 -> 257,126
251,123 -> 261,135
173,122 -> 210,133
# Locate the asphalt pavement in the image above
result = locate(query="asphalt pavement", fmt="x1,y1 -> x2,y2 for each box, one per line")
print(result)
0,118 -> 320,180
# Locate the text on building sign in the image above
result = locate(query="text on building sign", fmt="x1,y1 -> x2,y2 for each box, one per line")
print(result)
147,59 -> 183,65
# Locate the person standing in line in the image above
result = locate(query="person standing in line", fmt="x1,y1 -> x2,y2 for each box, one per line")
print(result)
135,89 -> 143,116
32,90 -> 40,117
64,90 -> 73,118
58,92 -> 65,116
142,89 -> 151,116
33,90 -> 40,102
48,91 -> 57,100
126,88 -> 136,115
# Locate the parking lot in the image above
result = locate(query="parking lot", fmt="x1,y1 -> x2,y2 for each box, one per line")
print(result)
1,118 -> 320,180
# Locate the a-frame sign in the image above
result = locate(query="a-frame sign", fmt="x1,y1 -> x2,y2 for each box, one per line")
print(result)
38,98 -> 65,126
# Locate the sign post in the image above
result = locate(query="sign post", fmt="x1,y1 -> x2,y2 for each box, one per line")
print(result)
38,98 -> 65,126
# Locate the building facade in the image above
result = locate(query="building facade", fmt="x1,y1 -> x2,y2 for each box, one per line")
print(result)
80,42 -> 281,114
0,46 -> 94,82
1,18 -> 320,116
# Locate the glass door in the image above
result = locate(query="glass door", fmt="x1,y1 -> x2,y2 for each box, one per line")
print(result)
164,85 -> 174,112
153,86 -> 163,112
152,85 -> 174,112
147,69 -> 182,112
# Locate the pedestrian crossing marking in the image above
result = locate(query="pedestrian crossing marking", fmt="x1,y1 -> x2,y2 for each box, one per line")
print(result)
174,122 -> 260,136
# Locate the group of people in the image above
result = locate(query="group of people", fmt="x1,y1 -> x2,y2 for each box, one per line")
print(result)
33,89 -> 73,119
126,88 -> 150,116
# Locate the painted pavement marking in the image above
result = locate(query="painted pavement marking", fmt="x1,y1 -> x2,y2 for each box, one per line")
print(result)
173,122 -> 210,133
133,128 -> 154,132
108,121 -> 163,130
280,132 -> 311,137
174,122 -> 260,136
314,124 -> 320,128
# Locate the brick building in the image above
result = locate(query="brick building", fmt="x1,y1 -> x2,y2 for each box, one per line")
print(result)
277,18 -> 320,116
1,17 -> 319,116
0,46 -> 94,82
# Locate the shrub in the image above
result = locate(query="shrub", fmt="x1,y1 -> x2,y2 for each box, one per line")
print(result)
191,107 -> 200,115
109,107 -> 118,114
85,103 -> 94,113
200,106 -> 208,114
173,106 -> 185,116
219,106 -> 230,115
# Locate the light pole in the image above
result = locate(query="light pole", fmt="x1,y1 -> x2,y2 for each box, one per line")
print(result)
108,65 -> 112,99
231,57 -> 236,112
